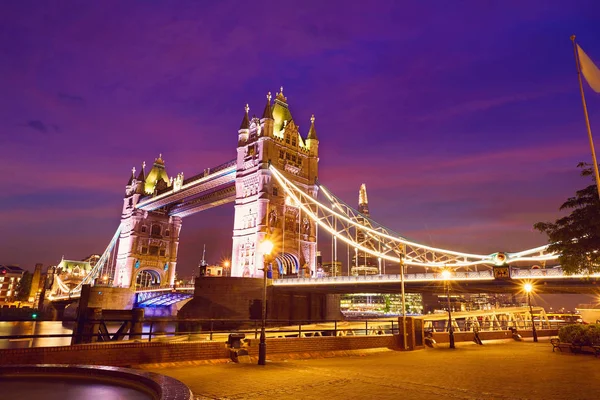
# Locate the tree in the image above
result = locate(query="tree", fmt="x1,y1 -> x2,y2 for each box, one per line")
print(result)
15,271 -> 33,302
534,163 -> 600,274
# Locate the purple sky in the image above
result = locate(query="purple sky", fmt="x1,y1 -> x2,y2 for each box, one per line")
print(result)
2,1 -> 600,307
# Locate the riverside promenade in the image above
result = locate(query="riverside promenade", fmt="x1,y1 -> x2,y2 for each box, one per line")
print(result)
144,339 -> 600,400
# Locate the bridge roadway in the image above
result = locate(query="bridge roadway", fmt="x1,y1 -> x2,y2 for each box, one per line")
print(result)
135,159 -> 236,217
271,269 -> 600,294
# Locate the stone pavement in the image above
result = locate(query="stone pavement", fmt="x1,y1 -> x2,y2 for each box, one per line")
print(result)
144,339 -> 600,400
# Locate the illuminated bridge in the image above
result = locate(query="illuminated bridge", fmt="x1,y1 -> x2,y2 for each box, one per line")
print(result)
45,89 -> 597,308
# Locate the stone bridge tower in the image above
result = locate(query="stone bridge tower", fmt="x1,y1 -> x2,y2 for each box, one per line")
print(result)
231,88 -> 319,278
114,156 -> 182,289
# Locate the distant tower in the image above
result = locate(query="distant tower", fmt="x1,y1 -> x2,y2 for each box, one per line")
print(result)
231,88 -> 319,278
28,263 -> 43,303
114,156 -> 182,288
353,184 -> 378,275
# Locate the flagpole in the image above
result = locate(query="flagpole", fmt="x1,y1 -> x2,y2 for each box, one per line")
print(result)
571,35 -> 600,200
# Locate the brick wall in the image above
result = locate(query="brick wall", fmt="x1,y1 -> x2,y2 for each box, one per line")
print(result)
0,335 -> 398,366
0,341 -> 229,366
247,335 -> 397,356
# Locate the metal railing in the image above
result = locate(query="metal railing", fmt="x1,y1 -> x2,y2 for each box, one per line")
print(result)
0,318 -> 400,349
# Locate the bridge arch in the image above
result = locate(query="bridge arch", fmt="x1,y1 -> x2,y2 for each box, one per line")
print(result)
275,253 -> 299,277
135,268 -> 162,289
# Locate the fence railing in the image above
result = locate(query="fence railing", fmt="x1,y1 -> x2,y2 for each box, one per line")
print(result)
0,315 -> 572,349
0,318 -> 400,349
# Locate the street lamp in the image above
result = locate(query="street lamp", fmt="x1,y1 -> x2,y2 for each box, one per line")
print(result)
223,260 -> 230,277
399,253 -> 407,350
258,238 -> 274,365
441,269 -> 455,349
524,283 -> 538,343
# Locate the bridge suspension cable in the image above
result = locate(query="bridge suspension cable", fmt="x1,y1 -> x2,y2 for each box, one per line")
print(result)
73,224 -> 122,293
49,224 -> 122,300
269,166 -> 557,269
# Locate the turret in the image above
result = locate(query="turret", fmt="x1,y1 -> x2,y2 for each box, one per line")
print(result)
126,167 -> 135,188
306,114 -> 319,155
272,87 -> 293,135
261,92 -> 274,137
238,104 -> 250,145
135,162 -> 146,194
144,154 -> 170,195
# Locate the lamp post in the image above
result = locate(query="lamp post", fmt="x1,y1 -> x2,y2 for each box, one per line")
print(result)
399,253 -> 407,350
441,269 -> 455,349
524,283 -> 538,343
258,238 -> 274,365
223,260 -> 230,277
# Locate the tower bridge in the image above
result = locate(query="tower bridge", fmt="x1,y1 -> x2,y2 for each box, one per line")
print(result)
46,88 -> 596,315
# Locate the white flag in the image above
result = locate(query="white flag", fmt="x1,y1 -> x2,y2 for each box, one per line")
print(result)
578,44 -> 600,93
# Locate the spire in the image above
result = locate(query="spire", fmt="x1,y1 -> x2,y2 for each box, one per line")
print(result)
239,104 -> 250,130
127,167 -> 135,185
137,161 -> 146,181
275,86 -> 287,103
359,183 -> 368,206
307,114 -> 318,140
272,86 -> 293,132
262,92 -> 273,119
358,184 -> 370,216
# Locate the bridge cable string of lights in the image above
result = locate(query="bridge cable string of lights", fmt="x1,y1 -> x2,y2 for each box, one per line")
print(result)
319,182 -> 559,264
319,183 -> 490,266
269,165 -> 558,269
49,224 -> 122,299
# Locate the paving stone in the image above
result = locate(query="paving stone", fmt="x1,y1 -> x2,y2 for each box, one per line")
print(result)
145,339 -> 600,400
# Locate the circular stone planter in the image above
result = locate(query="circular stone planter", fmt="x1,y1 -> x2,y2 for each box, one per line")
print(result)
0,364 -> 193,400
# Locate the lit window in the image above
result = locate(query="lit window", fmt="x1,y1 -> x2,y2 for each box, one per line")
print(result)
279,150 -> 284,159
292,138 -> 296,146
285,136 -> 290,144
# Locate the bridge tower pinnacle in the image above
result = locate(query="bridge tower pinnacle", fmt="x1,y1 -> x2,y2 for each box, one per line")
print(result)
231,89 -> 319,278
114,156 -> 182,289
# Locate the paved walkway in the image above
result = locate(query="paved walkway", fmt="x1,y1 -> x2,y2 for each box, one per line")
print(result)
145,339 -> 600,400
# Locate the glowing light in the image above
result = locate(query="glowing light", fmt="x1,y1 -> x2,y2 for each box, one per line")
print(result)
271,166 -> 488,267
260,239 -> 274,255
441,269 -> 452,280
274,167 -> 489,260
524,283 -> 533,293
269,165 -> 558,268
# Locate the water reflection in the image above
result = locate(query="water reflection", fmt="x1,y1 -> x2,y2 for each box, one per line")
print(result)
1,378 -> 152,400
0,321 -> 177,349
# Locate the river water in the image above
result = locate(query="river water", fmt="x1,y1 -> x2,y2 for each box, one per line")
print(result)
0,321 -> 177,349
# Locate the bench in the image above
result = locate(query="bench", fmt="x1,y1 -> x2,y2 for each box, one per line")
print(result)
550,338 -> 561,352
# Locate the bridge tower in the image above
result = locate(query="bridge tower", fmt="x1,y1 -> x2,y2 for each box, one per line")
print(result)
114,156 -> 182,289
231,88 -> 319,278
